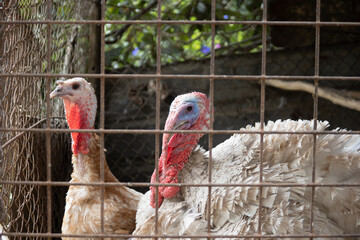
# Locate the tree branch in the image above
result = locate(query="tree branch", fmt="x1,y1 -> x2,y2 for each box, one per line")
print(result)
218,34 -> 263,52
266,79 -> 360,112
105,0 -> 158,44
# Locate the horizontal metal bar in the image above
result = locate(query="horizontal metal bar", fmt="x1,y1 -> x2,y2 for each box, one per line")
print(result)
0,180 -> 359,188
0,128 -> 359,135
1,232 -> 359,239
1,73 -> 360,81
2,118 -> 47,149
0,20 -> 360,26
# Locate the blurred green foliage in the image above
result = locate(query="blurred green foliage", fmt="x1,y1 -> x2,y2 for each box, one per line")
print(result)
105,0 -> 263,69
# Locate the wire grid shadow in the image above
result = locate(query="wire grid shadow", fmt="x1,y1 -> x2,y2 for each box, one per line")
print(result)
1,0 -> 360,239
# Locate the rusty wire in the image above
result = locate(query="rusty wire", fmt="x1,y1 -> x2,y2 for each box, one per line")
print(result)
0,0 -> 48,237
1,0 -> 360,239
2,128 -> 360,135
1,19 -> 360,26
45,1 -> 53,239
154,0 -> 163,236
257,0 -> 268,237
309,1 -> 321,238
0,0 -> 91,238
1,73 -> 360,80
99,0 -> 106,238
1,232 -> 360,239
1,180 -> 359,188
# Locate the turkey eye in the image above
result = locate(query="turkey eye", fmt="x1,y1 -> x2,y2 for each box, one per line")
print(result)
185,106 -> 193,113
72,84 -> 80,90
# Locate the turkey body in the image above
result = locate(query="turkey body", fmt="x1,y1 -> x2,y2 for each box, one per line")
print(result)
135,119 -> 360,239
62,134 -> 143,240
180,119 -> 360,237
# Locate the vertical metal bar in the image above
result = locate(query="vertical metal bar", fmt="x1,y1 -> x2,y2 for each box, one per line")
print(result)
206,0 -> 216,237
310,0 -> 321,238
99,0 -> 106,238
45,1 -> 52,239
258,0 -> 267,238
155,0 -> 162,237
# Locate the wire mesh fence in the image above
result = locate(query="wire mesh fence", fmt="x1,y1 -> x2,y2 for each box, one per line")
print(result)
1,0 -> 360,239
1,0 -> 48,237
0,0 -> 92,237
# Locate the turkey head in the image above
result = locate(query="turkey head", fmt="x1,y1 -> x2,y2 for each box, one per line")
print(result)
50,77 -> 97,155
150,92 -> 211,208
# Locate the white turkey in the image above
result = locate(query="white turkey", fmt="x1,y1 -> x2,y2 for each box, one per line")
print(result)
134,92 -> 360,239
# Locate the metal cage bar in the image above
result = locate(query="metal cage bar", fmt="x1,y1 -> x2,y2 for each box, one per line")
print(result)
45,1 -> 53,239
99,0 -> 107,237
257,0 -> 268,237
309,0 -> 321,238
154,0 -> 163,237
1,73 -> 359,80
2,128 -> 360,135
1,181 -> 360,188
1,20 -> 360,26
2,232 -> 360,239
206,0 -> 216,237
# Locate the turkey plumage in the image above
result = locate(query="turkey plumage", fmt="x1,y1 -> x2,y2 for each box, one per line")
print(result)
134,92 -> 360,239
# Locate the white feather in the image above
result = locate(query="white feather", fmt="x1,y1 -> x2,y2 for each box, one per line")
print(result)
135,120 -> 360,238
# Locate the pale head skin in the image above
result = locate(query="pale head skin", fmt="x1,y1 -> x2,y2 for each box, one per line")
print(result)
50,77 -> 97,155
163,92 -> 211,148
150,92 -> 211,208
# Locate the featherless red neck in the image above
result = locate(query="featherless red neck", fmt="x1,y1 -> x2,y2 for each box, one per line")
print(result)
63,96 -> 96,155
150,92 -> 210,208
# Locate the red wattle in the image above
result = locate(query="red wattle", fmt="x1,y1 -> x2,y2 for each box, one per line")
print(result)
165,146 -> 173,164
160,169 -> 180,199
150,167 -> 164,208
150,137 -> 198,208
150,188 -> 164,208
64,100 -> 91,155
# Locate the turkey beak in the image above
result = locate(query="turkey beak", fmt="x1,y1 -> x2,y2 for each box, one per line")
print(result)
173,120 -> 188,131
50,83 -> 72,99
163,117 -> 188,147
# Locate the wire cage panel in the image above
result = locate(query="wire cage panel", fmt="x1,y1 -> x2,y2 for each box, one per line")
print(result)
1,0 -> 360,239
